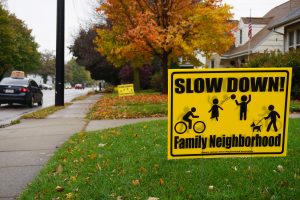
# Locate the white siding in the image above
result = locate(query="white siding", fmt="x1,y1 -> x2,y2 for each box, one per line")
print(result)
235,19 -> 266,46
254,30 -> 284,52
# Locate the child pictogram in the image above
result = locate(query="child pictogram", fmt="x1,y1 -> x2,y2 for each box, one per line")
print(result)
234,95 -> 251,120
265,105 -> 280,132
208,98 -> 223,121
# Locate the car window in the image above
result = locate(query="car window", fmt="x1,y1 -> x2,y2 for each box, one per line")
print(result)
0,78 -> 29,85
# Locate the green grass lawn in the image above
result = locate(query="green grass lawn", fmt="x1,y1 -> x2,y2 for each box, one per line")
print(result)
20,119 -> 300,200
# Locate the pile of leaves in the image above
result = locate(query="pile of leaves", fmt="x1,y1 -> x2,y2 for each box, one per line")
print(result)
87,94 -> 167,120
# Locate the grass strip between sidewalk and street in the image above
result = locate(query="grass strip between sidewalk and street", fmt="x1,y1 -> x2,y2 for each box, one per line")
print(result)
87,93 -> 167,120
20,119 -> 300,200
20,91 -> 97,119
21,103 -> 72,119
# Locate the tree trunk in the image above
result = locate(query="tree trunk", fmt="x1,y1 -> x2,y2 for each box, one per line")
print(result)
161,51 -> 168,94
133,67 -> 140,92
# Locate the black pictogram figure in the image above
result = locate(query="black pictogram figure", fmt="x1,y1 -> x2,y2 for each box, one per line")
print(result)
208,98 -> 223,121
183,107 -> 199,129
251,122 -> 262,132
175,107 -> 206,134
264,105 -> 280,132
235,95 -> 251,120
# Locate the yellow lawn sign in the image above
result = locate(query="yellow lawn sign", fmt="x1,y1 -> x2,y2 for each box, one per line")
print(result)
117,84 -> 135,97
168,68 -> 292,159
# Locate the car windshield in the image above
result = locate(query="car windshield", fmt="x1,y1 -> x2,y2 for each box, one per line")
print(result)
0,78 -> 29,85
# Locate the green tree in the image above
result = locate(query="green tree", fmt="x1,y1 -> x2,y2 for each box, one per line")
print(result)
0,5 -> 40,80
69,26 -> 120,85
65,59 -> 91,85
37,51 -> 55,83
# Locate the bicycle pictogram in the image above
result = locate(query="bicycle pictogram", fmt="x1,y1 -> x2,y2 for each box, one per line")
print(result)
174,120 -> 206,134
174,107 -> 206,134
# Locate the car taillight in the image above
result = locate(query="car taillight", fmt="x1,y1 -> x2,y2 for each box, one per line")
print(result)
19,87 -> 29,93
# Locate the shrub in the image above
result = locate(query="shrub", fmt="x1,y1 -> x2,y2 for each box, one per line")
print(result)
150,71 -> 162,92
245,50 -> 300,99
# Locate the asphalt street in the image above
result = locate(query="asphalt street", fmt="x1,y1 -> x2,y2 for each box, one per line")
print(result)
0,88 -> 92,127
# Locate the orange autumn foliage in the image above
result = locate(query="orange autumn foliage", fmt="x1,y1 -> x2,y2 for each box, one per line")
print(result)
95,0 -> 236,93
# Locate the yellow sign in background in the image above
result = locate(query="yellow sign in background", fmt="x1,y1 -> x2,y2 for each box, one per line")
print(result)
118,84 -> 135,97
168,68 -> 292,159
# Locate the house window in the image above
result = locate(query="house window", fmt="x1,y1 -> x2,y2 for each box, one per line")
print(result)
240,29 -> 242,44
289,31 -> 295,50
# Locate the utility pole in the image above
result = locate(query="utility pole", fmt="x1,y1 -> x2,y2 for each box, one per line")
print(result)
55,0 -> 65,106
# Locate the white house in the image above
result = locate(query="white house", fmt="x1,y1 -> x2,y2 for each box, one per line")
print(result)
27,74 -> 54,86
207,0 -> 300,68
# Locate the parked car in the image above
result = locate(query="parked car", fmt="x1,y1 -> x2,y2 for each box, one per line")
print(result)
39,84 -> 53,90
65,83 -> 72,89
74,83 -> 84,89
0,77 -> 43,107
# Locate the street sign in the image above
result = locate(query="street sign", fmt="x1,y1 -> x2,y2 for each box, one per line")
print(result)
168,68 -> 292,159
118,84 -> 135,97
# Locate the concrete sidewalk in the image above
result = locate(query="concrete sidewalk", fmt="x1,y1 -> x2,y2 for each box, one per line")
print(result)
0,95 -> 101,200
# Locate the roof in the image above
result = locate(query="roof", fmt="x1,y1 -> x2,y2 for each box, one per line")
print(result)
223,0 -> 300,59
241,17 -> 273,25
269,7 -> 300,28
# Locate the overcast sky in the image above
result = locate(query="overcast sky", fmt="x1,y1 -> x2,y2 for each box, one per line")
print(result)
6,0 -> 289,61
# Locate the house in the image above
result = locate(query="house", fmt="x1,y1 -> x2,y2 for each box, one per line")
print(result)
269,7 -> 300,51
207,0 -> 300,68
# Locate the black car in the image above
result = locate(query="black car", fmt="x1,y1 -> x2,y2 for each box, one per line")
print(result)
0,77 -> 43,107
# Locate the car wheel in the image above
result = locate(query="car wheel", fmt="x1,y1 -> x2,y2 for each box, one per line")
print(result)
27,96 -> 34,108
38,97 -> 43,106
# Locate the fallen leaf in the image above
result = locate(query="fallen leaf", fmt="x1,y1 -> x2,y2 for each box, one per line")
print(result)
56,164 -> 63,174
148,197 -> 159,200
70,176 -> 77,182
117,196 -> 123,200
280,180 -> 289,188
98,143 -> 106,147
178,186 -> 184,193
232,166 -> 238,171
55,185 -> 64,192
208,185 -> 214,192
159,178 -> 164,185
276,165 -> 284,173
139,167 -> 147,173
88,153 -> 97,160
132,179 -> 140,186
294,173 -> 300,180
65,192 -> 73,199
